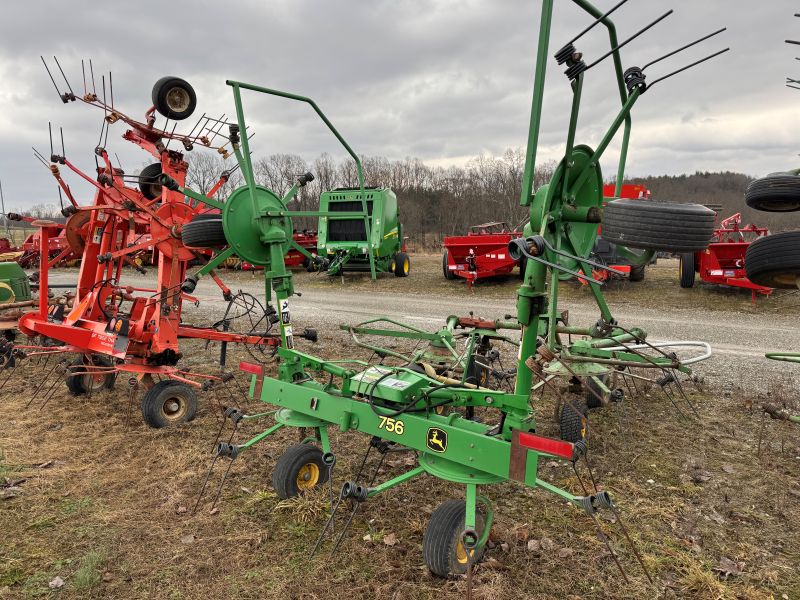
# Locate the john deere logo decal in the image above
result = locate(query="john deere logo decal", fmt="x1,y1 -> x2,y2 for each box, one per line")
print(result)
426,428 -> 447,453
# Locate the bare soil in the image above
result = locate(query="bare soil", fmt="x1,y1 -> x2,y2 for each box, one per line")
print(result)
1,255 -> 799,599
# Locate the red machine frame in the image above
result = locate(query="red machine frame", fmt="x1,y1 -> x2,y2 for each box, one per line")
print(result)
442,222 -> 523,287
681,212 -> 772,301
17,78 -> 280,387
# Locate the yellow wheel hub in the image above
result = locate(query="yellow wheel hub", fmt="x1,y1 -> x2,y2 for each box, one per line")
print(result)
455,540 -> 475,565
296,462 -> 320,490
403,259 -> 409,274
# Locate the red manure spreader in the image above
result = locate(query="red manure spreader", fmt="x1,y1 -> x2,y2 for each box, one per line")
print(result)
679,211 -> 772,301
441,222 -> 524,287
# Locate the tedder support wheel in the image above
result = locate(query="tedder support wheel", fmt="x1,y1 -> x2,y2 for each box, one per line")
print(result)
65,356 -> 116,396
423,499 -> 486,578
679,252 -> 696,288
442,250 -> 455,280
151,76 -> 197,121
745,231 -> 800,289
181,214 -> 228,248
601,200 -> 716,253
139,163 -> 163,201
560,399 -> 588,443
394,252 -> 410,277
585,376 -> 608,409
629,264 -> 645,282
140,380 -> 198,428
744,173 -> 800,212
271,443 -> 330,499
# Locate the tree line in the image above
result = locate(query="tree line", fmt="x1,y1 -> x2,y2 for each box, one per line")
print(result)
14,152 -> 799,247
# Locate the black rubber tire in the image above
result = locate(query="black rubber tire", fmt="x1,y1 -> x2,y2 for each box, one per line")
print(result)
151,76 -> 197,121
181,215 -> 227,248
139,163 -> 163,201
442,250 -> 456,280
271,443 -> 330,499
745,231 -> 800,289
559,400 -> 588,443
423,499 -> 486,578
601,200 -> 716,253
744,174 -> 800,212
140,380 -> 198,428
518,254 -> 527,280
585,376 -> 608,409
679,253 -> 696,288
65,356 -> 117,396
629,264 -> 645,282
394,252 -> 410,277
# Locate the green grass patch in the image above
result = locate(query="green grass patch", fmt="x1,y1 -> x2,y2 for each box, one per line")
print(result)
59,496 -> 92,515
72,549 -> 106,590
0,565 -> 26,586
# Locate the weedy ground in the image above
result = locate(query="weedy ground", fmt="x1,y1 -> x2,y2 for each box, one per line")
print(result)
1,257 -> 799,599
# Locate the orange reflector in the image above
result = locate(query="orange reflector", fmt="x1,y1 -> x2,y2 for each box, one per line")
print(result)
517,432 -> 573,460
239,361 -> 263,375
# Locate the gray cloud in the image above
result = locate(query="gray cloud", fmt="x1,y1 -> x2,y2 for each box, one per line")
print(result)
0,0 -> 796,210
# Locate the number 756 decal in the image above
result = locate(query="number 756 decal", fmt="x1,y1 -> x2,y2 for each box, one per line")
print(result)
377,416 -> 405,435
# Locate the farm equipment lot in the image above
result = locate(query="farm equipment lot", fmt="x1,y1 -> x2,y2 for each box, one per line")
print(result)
1,255 -> 799,599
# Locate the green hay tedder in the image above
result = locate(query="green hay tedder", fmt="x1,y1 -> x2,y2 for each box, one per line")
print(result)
168,0 -> 731,581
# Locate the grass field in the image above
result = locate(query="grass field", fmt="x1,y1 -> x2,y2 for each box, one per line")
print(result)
1,255 -> 799,599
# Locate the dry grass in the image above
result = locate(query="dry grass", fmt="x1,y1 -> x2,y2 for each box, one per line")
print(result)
1,259 -> 799,599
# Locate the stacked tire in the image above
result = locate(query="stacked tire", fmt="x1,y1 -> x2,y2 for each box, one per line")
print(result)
744,173 -> 800,289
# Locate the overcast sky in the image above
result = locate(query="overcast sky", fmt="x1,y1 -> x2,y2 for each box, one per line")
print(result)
0,0 -> 797,210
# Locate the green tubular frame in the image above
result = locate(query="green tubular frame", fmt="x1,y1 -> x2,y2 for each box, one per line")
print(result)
228,80 -> 376,280
513,0 -> 685,396
176,0 -> 703,564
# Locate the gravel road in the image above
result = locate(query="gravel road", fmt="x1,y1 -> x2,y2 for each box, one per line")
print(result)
47,269 -> 797,396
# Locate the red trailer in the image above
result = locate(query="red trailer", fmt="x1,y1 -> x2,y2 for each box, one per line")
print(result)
285,230 -> 318,267
233,230 -> 317,271
441,222 -> 523,287
679,212 -> 772,301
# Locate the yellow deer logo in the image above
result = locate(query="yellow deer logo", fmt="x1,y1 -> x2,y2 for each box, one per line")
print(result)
426,428 -> 448,453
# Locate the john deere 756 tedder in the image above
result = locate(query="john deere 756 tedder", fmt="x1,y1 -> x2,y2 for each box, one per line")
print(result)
159,0 -> 729,581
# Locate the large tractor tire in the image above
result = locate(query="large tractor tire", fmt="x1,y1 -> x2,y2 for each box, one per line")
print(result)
744,173 -> 800,212
679,253 -> 696,288
601,200 -> 716,253
181,214 -> 227,248
745,231 -> 800,289
442,250 -> 456,280
152,76 -> 197,121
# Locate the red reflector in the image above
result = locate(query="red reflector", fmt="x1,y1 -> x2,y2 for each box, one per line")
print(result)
239,361 -> 263,375
517,432 -> 573,460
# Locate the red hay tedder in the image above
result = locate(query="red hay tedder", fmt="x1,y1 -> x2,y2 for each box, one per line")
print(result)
6,213 -> 77,268
679,211 -> 772,301
9,66 -> 309,427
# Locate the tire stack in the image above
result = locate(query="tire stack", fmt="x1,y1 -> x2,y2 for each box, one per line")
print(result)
744,173 -> 800,289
